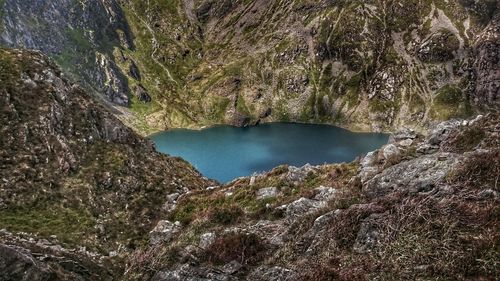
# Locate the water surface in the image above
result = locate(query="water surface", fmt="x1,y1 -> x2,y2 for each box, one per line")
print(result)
151,123 -> 388,183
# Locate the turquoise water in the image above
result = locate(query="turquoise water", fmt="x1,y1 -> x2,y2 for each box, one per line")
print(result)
151,123 -> 388,183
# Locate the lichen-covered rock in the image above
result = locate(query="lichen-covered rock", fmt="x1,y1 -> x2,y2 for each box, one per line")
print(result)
256,187 -> 278,200
363,153 -> 462,197
382,144 -> 401,161
284,198 -> 326,220
149,220 -> 180,245
199,232 -> 216,250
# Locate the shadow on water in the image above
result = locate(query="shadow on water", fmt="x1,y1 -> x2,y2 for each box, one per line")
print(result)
150,123 -> 389,183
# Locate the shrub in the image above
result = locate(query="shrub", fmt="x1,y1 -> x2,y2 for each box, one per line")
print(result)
207,205 -> 243,225
202,232 -> 266,265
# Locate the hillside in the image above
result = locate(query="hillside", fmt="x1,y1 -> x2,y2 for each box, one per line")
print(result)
1,0 -> 498,134
0,48 -> 498,280
0,48 -> 212,279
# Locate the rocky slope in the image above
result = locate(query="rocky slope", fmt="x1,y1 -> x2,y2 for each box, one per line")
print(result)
0,49 -> 498,280
125,113 -> 499,280
0,48 -> 213,279
1,0 -> 499,134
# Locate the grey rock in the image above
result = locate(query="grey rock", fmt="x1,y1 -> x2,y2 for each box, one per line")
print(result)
0,244 -> 55,281
199,232 -> 216,250
286,164 -> 316,185
149,220 -> 180,245
416,143 -> 439,155
353,213 -> 384,253
360,151 -> 380,182
389,128 -> 418,143
247,266 -> 296,281
473,12 -> 500,110
285,198 -> 326,219
222,260 -> 242,275
313,186 -> 337,201
427,119 -> 462,145
257,187 -> 278,200
363,153 -> 462,198
382,144 -> 401,160
398,139 -> 413,147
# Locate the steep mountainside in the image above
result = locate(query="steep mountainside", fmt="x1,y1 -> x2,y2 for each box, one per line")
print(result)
1,0 -> 498,134
0,48 -> 212,279
0,49 -> 498,280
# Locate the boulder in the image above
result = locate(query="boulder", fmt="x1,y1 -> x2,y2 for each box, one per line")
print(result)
222,260 -> 242,275
389,128 -> 418,143
363,153 -> 462,198
199,232 -> 216,250
285,164 -> 316,185
0,244 -> 55,281
382,144 -> 401,160
285,198 -> 326,219
257,187 -> 278,200
427,119 -> 462,145
149,220 -> 180,245
313,186 -> 337,201
353,213 -> 384,253
360,151 -> 380,182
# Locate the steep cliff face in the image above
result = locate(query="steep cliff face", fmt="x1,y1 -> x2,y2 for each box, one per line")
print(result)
0,49 -> 212,279
473,3 -> 500,110
119,0 -> 500,132
0,0 -> 133,105
0,0 -> 498,133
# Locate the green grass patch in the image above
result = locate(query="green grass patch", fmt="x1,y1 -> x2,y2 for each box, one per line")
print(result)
431,85 -> 472,120
0,205 -> 95,246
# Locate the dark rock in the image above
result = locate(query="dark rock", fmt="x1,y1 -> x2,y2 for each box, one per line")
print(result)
417,30 -> 460,63
353,213 -> 384,253
128,60 -> 141,81
230,112 -> 251,127
473,9 -> 500,110
259,107 -> 272,119
0,244 -> 55,281
134,85 -> 152,103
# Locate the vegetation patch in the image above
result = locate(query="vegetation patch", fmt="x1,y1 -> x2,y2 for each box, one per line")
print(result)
202,232 -> 266,265
0,205 -> 95,247
431,85 -> 471,120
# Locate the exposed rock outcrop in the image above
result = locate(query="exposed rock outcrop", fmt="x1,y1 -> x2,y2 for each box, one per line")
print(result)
473,3 -> 500,110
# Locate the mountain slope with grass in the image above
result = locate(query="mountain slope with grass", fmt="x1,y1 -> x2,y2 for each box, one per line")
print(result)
0,0 -> 498,134
0,48 -> 212,279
